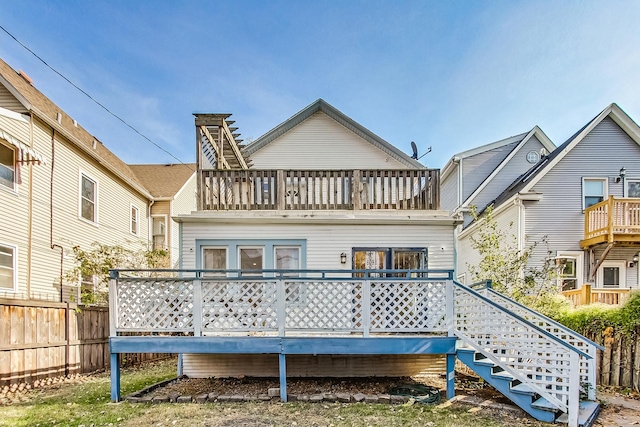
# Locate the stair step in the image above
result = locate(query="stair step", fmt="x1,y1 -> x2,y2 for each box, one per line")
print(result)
510,382 -> 536,396
491,367 -> 513,381
531,396 -> 560,413
556,401 -> 600,427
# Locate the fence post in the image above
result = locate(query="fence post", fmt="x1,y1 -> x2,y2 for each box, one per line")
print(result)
108,274 -> 118,337
568,351 -> 580,427
581,284 -> 592,306
446,280 -> 455,337
362,280 -> 370,337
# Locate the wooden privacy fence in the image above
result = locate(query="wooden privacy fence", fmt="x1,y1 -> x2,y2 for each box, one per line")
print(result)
586,328 -> 640,390
0,299 -> 173,387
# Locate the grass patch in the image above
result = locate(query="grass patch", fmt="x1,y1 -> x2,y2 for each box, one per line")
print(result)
0,359 -> 549,427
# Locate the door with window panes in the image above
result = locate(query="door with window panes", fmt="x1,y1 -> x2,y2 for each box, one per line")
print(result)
352,248 -> 427,277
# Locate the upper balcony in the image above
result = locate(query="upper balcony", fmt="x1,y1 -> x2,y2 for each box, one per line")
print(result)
198,168 -> 440,211
581,196 -> 640,248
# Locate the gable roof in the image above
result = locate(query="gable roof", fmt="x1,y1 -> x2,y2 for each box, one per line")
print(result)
0,57 -> 152,199
491,103 -> 640,209
129,163 -> 196,199
460,126 -> 555,208
244,99 -> 424,169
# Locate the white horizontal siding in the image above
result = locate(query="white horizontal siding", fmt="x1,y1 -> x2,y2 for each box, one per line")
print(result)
0,84 -> 28,114
181,221 -> 455,272
183,354 -> 445,378
250,112 -> 409,170
440,166 -> 459,213
170,175 -> 196,267
0,114 -> 30,146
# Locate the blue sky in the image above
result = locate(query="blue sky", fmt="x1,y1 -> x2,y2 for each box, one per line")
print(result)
1,1 -> 639,168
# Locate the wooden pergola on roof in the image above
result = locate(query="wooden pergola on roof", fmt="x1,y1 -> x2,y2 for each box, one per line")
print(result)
194,113 -> 251,170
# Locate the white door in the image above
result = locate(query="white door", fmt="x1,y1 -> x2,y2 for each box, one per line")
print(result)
597,260 -> 626,288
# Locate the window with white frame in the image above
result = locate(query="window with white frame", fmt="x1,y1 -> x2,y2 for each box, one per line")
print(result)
582,178 -> 607,209
0,142 -> 16,190
0,243 -> 16,291
152,216 -> 166,250
555,251 -> 584,291
130,205 -> 139,235
80,173 -> 97,222
625,178 -> 640,198
239,247 -> 264,276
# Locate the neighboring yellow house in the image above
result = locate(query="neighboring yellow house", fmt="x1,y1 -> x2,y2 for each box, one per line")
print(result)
129,163 -> 196,268
0,57 -> 158,302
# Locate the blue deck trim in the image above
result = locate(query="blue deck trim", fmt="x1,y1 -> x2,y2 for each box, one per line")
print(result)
279,354 -> 287,402
110,336 -> 457,355
280,337 -> 457,355
446,354 -> 455,400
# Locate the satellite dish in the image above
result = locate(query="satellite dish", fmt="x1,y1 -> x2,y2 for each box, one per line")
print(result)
410,141 -> 418,159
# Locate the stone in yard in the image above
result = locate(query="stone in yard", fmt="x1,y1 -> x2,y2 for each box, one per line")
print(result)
139,396 -> 153,404
258,393 -> 271,401
336,393 -> 351,403
230,394 -> 244,402
353,393 -> 366,403
268,388 -> 280,397
152,396 -> 170,404
378,394 -> 391,404
168,392 -> 180,403
177,396 -> 192,403
217,395 -> 232,402
297,394 -> 309,402
125,396 -> 141,403
364,395 -> 379,403
309,394 -> 324,403
390,395 -> 406,404
208,392 -> 219,401
195,394 -> 208,403
322,393 -> 337,402
244,395 -> 258,402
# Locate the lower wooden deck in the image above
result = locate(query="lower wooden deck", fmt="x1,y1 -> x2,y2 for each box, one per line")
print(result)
109,335 -> 458,402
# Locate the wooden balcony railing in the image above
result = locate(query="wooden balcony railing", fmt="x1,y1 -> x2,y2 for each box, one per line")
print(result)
562,284 -> 630,306
581,196 -> 640,248
198,169 -> 439,211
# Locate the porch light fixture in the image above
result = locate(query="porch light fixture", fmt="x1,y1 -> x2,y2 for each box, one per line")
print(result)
634,253 -> 639,263
340,253 -> 347,264
617,167 -> 626,183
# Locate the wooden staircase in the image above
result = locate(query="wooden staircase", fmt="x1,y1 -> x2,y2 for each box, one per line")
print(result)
452,282 -> 602,427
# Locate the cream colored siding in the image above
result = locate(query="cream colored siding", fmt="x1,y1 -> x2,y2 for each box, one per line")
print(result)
2,113 -> 151,300
183,354 -> 445,378
170,174 -> 196,267
0,85 -> 28,114
181,221 -> 454,271
0,111 -> 31,145
250,112 -> 409,170
457,202 -> 519,284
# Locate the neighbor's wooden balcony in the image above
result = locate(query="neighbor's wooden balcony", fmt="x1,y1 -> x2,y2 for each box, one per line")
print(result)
581,196 -> 640,248
198,169 -> 439,211
561,284 -> 630,306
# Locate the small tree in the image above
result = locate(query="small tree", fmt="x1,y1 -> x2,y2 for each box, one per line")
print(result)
65,242 -> 169,305
466,206 -> 562,311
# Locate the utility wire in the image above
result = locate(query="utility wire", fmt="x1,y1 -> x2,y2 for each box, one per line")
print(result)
0,24 -> 194,171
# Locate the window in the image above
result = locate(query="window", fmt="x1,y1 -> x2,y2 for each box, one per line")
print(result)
80,173 -> 97,222
152,216 -> 166,250
0,143 -> 16,189
239,247 -> 264,275
582,178 -> 607,209
203,247 -> 227,276
526,150 -> 539,164
353,247 -> 428,277
555,251 -> 583,291
597,260 -> 626,288
0,243 -> 16,291
130,205 -> 139,235
275,246 -> 301,277
625,179 -> 640,198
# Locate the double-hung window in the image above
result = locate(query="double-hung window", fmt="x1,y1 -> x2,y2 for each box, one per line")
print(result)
152,216 -> 166,250
0,143 -> 15,190
130,205 -> 139,235
0,243 -> 16,291
582,178 -> 607,209
555,251 -> 583,291
80,173 -> 97,222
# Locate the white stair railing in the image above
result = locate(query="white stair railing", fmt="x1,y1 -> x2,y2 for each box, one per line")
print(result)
452,282 -> 590,427
480,285 -> 601,401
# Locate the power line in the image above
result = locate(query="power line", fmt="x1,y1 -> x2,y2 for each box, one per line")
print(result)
0,24 -> 194,171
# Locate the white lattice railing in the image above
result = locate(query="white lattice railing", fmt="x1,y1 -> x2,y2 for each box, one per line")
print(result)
109,270 -> 450,337
482,286 -> 601,401
452,282 -> 591,421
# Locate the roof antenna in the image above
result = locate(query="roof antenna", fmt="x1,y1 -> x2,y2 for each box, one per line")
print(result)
410,142 -> 431,160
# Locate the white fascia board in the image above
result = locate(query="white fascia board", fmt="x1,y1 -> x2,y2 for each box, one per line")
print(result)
452,132 -> 528,160
518,104 -> 619,193
458,195 -> 519,240
173,172 -> 196,201
33,107 -> 154,201
461,126 -> 552,208
0,75 -> 31,110
0,106 -> 29,122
